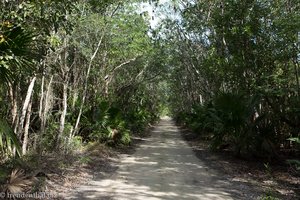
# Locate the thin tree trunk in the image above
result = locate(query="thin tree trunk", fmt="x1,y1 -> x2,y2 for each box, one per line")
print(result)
18,76 -> 36,138
104,57 -> 139,98
39,75 -> 45,119
70,34 -> 105,140
42,76 -> 53,131
35,75 -> 44,151
8,83 -> 18,125
57,34 -> 70,148
72,89 -> 78,110
35,76 -> 53,150
22,100 -> 32,155
8,82 -> 19,157
293,60 -> 300,97
58,79 -> 68,147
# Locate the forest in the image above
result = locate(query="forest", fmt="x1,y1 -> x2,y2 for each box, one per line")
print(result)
0,0 -> 299,199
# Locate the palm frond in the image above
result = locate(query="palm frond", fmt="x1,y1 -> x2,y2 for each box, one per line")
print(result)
0,23 -> 35,85
5,169 -> 32,194
0,119 -> 21,158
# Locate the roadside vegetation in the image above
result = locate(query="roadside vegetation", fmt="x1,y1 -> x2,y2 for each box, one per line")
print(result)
163,0 -> 299,198
164,0 -> 299,165
0,0 -> 168,196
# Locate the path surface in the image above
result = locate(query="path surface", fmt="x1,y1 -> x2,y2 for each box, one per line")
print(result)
65,117 -> 257,200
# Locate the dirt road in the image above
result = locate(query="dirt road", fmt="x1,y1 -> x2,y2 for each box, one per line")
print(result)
66,117 -> 260,199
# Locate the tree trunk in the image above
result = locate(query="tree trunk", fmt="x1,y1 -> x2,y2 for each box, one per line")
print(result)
18,76 -> 36,139
22,100 -> 32,155
35,76 -> 53,150
8,83 -> 18,125
58,80 -> 68,147
57,35 -> 70,149
39,75 -> 45,120
71,34 -> 104,140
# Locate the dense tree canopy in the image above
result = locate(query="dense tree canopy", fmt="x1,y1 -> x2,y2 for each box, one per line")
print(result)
0,0 -> 299,171
0,0 -> 169,158
163,0 -> 300,157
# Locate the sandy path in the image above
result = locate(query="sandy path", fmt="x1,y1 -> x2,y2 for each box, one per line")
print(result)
65,117 -> 257,200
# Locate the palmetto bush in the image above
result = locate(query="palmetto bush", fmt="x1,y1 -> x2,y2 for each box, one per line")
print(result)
208,92 -> 256,154
286,137 -> 300,172
86,101 -> 131,145
1,169 -> 33,195
0,119 -> 21,159
125,106 -> 157,135
176,92 -> 277,156
0,22 -> 34,159
0,22 -> 34,83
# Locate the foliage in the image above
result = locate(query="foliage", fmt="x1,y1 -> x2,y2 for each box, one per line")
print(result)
81,101 -> 132,145
0,0 -> 298,188
286,137 -> 300,171
176,91 -> 281,156
287,137 -> 300,144
0,21 -> 35,84
0,119 -> 21,158
68,136 -> 84,151
165,0 -> 300,159
0,0 -> 167,159
260,196 -> 280,200
1,169 -> 33,194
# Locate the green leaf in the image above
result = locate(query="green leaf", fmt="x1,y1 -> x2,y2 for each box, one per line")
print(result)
0,119 -> 21,157
287,137 -> 300,144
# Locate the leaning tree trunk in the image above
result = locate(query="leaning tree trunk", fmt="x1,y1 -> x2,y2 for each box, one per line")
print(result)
17,76 -> 36,139
22,100 -> 32,155
70,33 -> 104,141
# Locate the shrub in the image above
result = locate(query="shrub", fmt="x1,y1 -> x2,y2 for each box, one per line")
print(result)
0,119 -> 21,158
286,137 -> 300,171
83,101 -> 132,145
176,92 -> 280,156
